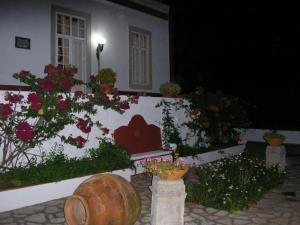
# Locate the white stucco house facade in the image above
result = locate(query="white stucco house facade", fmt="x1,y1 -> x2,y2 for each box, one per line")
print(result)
0,0 -> 170,93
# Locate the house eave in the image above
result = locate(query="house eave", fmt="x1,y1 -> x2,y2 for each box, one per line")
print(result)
104,0 -> 169,20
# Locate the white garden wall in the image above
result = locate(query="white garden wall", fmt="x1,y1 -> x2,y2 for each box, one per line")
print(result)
243,129 -> 300,145
0,91 -> 189,162
0,0 -> 169,93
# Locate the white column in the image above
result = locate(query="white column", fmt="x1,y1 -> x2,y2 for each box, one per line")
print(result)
266,145 -> 286,171
150,176 -> 186,225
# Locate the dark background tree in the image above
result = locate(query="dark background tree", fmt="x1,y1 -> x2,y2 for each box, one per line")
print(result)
158,1 -> 300,130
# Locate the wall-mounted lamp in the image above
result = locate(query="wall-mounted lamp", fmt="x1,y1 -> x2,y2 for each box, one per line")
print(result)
92,35 -> 106,72
96,39 -> 106,72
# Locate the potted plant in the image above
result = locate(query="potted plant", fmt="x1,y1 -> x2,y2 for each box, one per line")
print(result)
159,82 -> 181,97
95,68 -> 117,94
263,130 -> 285,146
141,153 -> 189,180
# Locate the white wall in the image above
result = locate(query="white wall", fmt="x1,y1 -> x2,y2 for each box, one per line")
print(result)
0,0 -> 170,92
0,91 -> 188,162
243,128 -> 300,145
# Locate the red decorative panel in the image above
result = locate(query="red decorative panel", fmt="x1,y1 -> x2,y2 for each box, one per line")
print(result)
114,115 -> 163,154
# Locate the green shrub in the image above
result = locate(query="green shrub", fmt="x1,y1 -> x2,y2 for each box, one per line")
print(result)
186,153 -> 285,212
0,140 -> 134,191
95,68 -> 117,84
159,82 -> 181,97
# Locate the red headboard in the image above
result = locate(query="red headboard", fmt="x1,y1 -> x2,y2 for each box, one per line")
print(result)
114,115 -> 163,154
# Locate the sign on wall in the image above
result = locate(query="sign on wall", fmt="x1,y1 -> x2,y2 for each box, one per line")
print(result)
15,36 -> 31,50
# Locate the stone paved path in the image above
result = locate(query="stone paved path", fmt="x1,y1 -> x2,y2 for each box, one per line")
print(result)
0,145 -> 299,225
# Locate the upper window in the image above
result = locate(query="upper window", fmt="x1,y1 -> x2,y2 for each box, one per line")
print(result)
51,6 -> 91,92
55,13 -> 86,71
129,26 -> 152,90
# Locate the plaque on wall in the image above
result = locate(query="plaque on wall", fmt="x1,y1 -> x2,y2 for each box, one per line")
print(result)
15,36 -> 31,49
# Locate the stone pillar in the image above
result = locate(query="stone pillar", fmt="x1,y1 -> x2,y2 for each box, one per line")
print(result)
150,176 -> 186,225
266,145 -> 286,171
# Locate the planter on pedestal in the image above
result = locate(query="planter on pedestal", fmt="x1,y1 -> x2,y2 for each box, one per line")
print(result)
150,176 -> 186,225
266,145 -> 286,171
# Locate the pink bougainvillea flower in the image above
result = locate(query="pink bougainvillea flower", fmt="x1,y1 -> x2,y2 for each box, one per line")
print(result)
119,102 -> 130,110
57,95 -> 64,100
75,91 -> 83,97
62,77 -> 73,91
76,118 -> 91,133
19,70 -> 30,77
44,64 -> 59,75
75,136 -> 86,148
16,122 -> 34,141
58,100 -> 68,110
37,77 -> 55,91
28,93 -> 42,112
5,93 -> 24,103
0,103 -> 13,119
100,127 -> 109,135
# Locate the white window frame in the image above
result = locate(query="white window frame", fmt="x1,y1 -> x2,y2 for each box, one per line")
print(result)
129,26 -> 152,90
51,5 -> 91,90
55,12 -> 86,71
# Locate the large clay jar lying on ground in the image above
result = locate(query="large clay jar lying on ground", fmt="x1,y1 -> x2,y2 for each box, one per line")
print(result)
64,174 -> 141,225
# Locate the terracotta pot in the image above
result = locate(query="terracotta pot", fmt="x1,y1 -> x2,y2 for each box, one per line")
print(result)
64,174 -> 141,225
164,167 -> 189,180
267,138 -> 284,146
100,84 -> 114,94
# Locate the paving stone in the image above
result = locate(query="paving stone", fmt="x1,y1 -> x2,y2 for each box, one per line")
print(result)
216,218 -> 232,225
49,217 -> 65,223
214,211 -> 229,217
232,219 -> 250,225
24,213 -> 46,223
0,218 -> 14,223
45,206 -> 61,214
0,223 -> 17,225
0,213 -> 11,219
0,153 -> 299,225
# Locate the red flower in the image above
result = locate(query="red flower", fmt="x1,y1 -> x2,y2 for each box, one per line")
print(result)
58,100 -> 69,110
44,64 -> 59,75
57,95 -> 64,100
37,77 -> 55,91
28,93 -> 42,112
76,136 -> 86,148
100,128 -> 109,135
76,118 -> 91,133
75,91 -> 83,97
5,94 -> 24,103
19,70 -> 30,77
119,102 -> 130,110
62,78 -> 73,91
0,104 -> 13,119
130,96 -> 139,104
16,122 -> 34,141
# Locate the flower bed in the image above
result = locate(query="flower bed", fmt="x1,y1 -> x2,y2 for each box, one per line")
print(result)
0,140 -> 134,212
179,144 -> 245,167
0,168 -> 131,213
186,153 -> 285,212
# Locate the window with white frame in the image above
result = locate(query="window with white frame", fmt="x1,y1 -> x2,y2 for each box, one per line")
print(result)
51,6 -> 90,92
129,26 -> 152,90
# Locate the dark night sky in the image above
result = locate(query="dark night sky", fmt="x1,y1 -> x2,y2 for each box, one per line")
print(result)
157,1 -> 300,130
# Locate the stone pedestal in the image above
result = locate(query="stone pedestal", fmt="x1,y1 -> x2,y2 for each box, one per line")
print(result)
150,176 -> 186,225
266,145 -> 286,171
